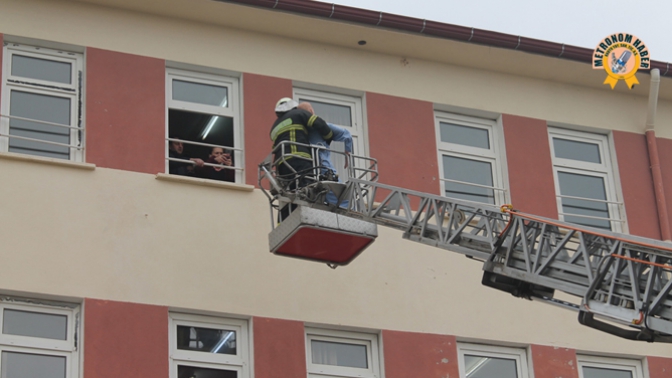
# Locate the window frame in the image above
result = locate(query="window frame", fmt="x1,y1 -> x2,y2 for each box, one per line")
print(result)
165,68 -> 242,183
1,42 -> 84,162
168,312 -> 250,378
0,298 -> 80,378
548,127 -> 623,232
305,327 -> 381,378
293,88 -> 367,176
457,343 -> 529,378
577,355 -> 644,378
434,112 -> 507,205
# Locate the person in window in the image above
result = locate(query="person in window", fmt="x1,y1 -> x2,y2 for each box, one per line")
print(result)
169,140 -> 205,176
270,97 -> 333,189
198,147 -> 234,182
298,101 -> 352,207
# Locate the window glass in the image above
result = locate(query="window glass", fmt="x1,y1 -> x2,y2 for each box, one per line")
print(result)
442,155 -> 495,204
298,99 -> 352,127
2,44 -> 82,161
458,344 -> 528,378
435,113 -> 505,205
0,301 -> 77,378
464,355 -> 518,378
558,172 -> 610,229
166,70 -> 240,183
577,356 -> 642,378
168,109 -> 234,163
170,313 -> 249,378
8,90 -> 71,159
440,122 -> 490,149
306,328 -> 380,378
172,80 -> 228,107
1,351 -> 66,378
549,128 -> 621,232
3,309 -> 67,340
553,138 -> 601,163
177,365 -> 237,378
293,89 -> 366,183
311,340 -> 368,368
11,55 -> 72,84
582,366 -> 633,378
176,326 -> 236,355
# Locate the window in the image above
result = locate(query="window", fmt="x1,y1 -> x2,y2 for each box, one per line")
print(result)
577,355 -> 643,378
0,298 -> 80,378
169,313 -> 250,378
293,88 -> 366,179
548,128 -> 622,231
457,343 -> 529,378
435,113 -> 506,204
1,43 -> 83,161
306,327 -> 381,378
166,69 -> 241,183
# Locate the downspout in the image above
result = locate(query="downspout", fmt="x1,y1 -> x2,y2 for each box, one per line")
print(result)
644,69 -> 671,241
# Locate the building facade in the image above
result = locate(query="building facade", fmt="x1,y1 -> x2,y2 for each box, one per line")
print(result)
0,0 -> 671,377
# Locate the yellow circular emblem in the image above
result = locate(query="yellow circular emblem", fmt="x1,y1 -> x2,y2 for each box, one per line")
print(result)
602,45 -> 641,89
593,34 -> 650,89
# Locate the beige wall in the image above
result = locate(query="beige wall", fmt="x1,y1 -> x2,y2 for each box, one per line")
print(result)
1,0 -> 671,359
1,0 -> 671,138
0,156 -> 670,357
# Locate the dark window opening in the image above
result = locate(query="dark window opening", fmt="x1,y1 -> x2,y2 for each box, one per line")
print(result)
168,109 -> 235,182
178,365 -> 237,378
176,325 -> 236,355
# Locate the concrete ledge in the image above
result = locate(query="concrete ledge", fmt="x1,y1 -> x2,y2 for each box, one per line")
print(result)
155,172 -> 255,192
0,152 -> 96,170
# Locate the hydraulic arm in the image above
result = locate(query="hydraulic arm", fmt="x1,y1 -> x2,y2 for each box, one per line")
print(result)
259,142 -> 672,343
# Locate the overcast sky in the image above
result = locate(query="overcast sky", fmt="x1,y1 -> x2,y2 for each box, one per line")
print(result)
319,0 -> 671,63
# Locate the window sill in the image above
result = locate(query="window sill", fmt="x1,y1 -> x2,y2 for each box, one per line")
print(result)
0,152 -> 95,170
155,173 -> 255,192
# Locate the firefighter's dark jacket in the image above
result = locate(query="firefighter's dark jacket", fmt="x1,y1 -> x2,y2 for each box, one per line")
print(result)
270,108 -> 333,160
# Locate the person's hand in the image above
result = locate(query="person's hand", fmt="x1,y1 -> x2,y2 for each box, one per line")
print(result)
191,158 -> 205,167
215,154 -> 232,166
344,151 -> 351,169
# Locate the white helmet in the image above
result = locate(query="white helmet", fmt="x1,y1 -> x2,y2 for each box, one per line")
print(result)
275,97 -> 298,113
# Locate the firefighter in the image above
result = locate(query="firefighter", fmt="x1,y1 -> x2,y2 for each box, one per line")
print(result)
270,97 -> 333,189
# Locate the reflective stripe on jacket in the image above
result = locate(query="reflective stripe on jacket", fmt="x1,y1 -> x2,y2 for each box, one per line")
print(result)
270,108 -> 333,160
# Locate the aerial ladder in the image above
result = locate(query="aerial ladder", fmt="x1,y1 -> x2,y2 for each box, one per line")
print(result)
259,141 -> 672,343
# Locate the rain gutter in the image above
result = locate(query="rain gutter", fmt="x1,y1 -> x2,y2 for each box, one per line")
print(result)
215,0 -> 672,76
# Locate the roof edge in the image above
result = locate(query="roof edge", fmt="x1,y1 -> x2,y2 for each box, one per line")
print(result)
214,0 -> 670,77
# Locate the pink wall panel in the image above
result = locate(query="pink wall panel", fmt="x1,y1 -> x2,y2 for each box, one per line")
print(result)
83,298 -> 168,378
383,330 -> 459,378
253,317 -> 306,378
243,73 -> 293,186
366,92 -> 440,195
647,356 -> 672,378
502,114 -> 558,218
531,344 -> 578,378
613,131 -> 661,239
656,137 -> 672,238
86,48 -> 165,174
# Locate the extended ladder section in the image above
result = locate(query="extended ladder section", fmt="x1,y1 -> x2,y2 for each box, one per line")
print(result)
259,142 -> 672,343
